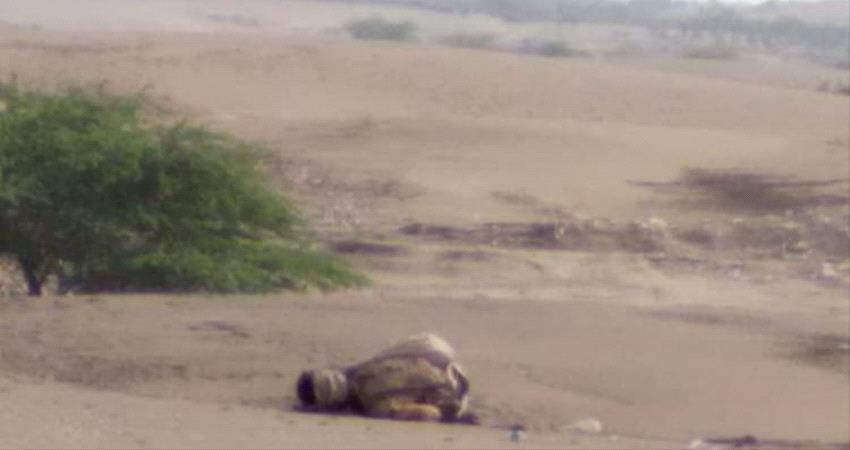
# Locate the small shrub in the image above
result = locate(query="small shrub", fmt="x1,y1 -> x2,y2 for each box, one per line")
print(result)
519,39 -> 586,58
346,17 -> 418,42
815,80 -> 850,96
440,32 -> 497,50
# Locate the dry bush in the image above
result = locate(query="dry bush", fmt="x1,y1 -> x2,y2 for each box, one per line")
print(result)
439,32 -> 498,50
346,17 -> 418,42
518,39 -> 589,58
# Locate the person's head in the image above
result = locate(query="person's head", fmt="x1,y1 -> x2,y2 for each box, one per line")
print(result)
296,369 -> 349,409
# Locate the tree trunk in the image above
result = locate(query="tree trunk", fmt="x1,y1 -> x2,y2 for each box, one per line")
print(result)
17,257 -> 43,297
23,270 -> 42,296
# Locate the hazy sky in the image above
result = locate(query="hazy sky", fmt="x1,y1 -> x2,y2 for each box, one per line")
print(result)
649,0 -> 836,2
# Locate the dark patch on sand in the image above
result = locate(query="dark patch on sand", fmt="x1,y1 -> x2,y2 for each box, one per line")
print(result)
400,220 -> 663,253
188,320 -> 252,338
784,334 -> 850,375
332,240 -> 408,257
629,168 -> 849,213
437,250 -> 499,262
647,308 -> 773,329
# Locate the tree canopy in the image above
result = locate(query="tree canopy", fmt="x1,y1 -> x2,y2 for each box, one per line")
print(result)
0,82 -> 365,295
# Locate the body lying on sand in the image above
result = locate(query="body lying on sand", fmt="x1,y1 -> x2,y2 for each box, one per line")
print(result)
296,333 -> 479,424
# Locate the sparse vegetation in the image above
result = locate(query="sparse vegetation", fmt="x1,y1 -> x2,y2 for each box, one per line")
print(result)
329,0 -> 850,68
682,41 -> 739,60
346,16 -> 418,42
439,32 -> 497,50
817,80 -> 850,96
520,39 -> 587,58
0,82 -> 366,295
834,82 -> 850,96
670,9 -> 848,66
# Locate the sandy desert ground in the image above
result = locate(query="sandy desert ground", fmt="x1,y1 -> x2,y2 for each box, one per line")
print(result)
0,1 -> 848,448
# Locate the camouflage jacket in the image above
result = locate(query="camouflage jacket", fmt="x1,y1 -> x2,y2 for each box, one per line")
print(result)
343,334 -> 470,422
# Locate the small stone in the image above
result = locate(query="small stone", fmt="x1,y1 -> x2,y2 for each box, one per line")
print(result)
781,221 -> 801,231
689,435 -> 757,449
647,217 -> 669,235
567,418 -> 603,434
688,438 -> 723,449
816,215 -> 833,225
785,240 -> 810,254
727,268 -> 742,279
821,262 -> 839,280
509,425 -> 526,442
646,252 -> 667,263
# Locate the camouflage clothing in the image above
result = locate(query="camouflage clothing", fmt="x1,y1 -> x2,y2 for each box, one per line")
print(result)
297,333 -> 472,423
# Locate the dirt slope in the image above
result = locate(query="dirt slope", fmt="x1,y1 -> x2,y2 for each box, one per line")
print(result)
1,30 -> 846,226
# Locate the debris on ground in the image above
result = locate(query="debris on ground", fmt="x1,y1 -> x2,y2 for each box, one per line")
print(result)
688,434 -> 850,449
509,424 -> 526,442
565,418 -> 604,434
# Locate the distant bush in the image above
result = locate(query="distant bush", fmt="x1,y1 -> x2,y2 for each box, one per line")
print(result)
834,82 -> 850,97
440,32 -> 497,50
346,17 -> 418,42
520,39 -> 587,58
0,82 -> 366,295
683,42 -> 738,60
815,80 -> 850,96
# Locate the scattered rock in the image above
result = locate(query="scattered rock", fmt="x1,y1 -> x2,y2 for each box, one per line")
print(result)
566,418 -> 603,434
688,438 -> 727,449
785,240 -> 810,254
647,216 -> 670,236
688,435 -> 758,449
676,226 -> 718,247
690,435 -> 850,449
509,424 -> 526,442
837,260 -> 850,277
820,262 -> 840,281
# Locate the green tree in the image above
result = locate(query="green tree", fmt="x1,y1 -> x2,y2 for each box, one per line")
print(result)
0,82 -> 365,295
